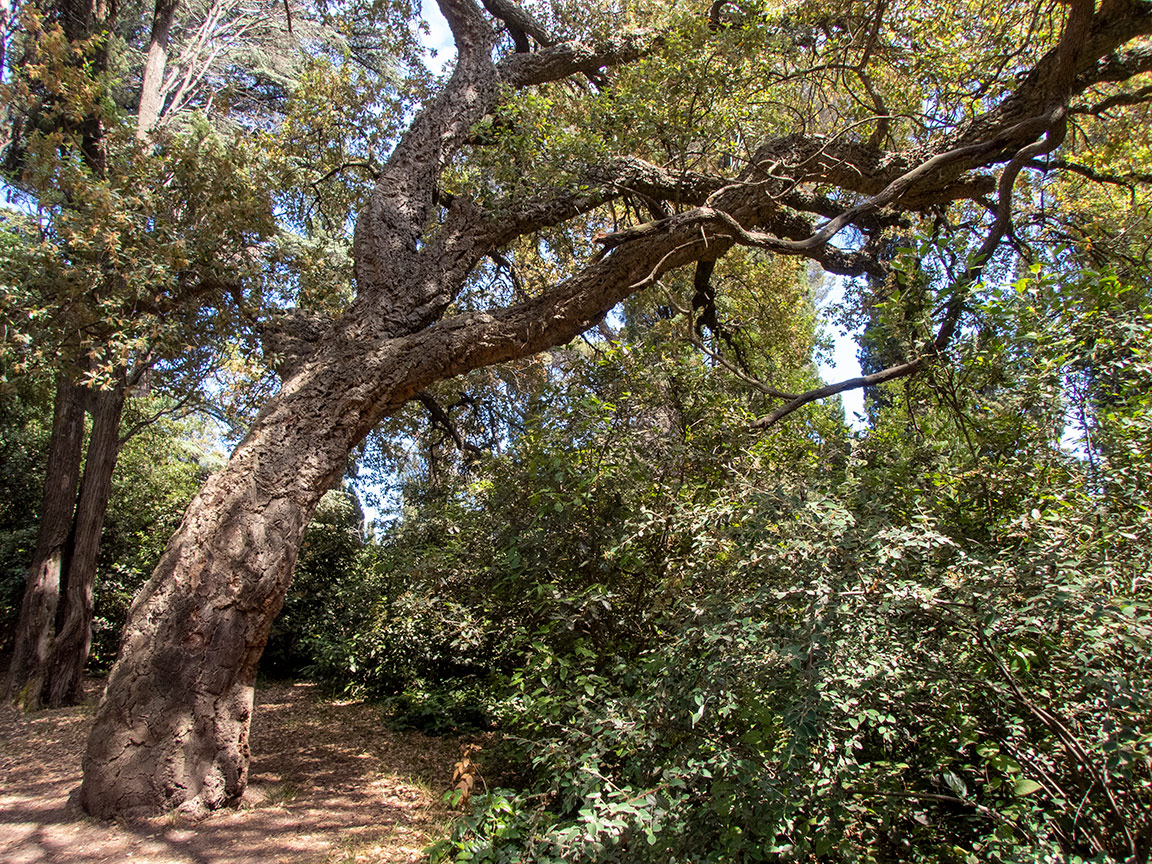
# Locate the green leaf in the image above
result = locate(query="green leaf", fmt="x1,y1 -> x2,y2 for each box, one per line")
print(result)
1013,779 -> 1044,797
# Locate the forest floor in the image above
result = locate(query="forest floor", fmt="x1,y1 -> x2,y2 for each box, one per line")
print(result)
0,679 -> 469,864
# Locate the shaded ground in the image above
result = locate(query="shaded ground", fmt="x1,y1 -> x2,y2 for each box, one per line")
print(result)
0,680 -> 466,863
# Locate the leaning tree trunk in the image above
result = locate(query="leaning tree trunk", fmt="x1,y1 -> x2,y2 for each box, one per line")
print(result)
78,335 -> 389,817
75,0 -> 1152,822
77,3 -> 731,806
6,374 -> 87,710
44,375 -> 127,707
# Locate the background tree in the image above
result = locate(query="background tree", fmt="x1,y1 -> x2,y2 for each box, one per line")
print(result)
0,381 -> 213,668
0,0 -> 279,707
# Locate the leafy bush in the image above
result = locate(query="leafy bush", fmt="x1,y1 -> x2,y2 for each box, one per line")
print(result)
306,274 -> 1152,862
440,491 -> 1150,863
0,373 -> 51,651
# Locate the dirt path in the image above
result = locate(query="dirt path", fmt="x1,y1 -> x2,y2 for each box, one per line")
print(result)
0,681 -> 465,864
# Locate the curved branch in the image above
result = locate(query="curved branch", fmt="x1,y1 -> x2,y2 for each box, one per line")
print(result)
498,32 -> 652,88
749,360 -> 923,428
1027,157 -> 1152,189
1074,81 -> 1152,116
414,391 -> 483,456
430,157 -> 729,295
934,109 -> 1068,352
751,112 -> 1071,429
481,0 -> 554,49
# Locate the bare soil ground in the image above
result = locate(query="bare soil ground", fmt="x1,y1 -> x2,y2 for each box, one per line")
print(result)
0,680 -> 466,864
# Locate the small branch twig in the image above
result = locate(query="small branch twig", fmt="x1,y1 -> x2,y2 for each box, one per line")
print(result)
414,391 -> 483,457
749,359 -> 922,428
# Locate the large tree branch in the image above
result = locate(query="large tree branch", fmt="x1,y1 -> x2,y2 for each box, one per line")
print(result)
1073,41 -> 1152,89
434,0 -> 494,59
966,0 -> 1151,137
750,112 -> 1070,428
440,156 -> 723,253
358,0 -> 1149,416
588,108 -> 1057,277
353,5 -> 653,334
482,0 -> 554,50
346,213 -> 727,426
497,32 -> 652,88
417,157 -> 732,322
352,0 -> 497,327
743,1 -> 1151,211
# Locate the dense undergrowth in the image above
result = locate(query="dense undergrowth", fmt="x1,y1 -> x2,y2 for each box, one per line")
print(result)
266,273 -> 1152,862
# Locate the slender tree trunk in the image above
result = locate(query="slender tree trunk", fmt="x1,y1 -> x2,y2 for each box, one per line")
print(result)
44,374 -> 127,707
136,0 -> 178,138
6,375 -> 87,709
7,2 -> 113,712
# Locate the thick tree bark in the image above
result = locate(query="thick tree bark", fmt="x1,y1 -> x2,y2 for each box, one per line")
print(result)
78,206 -> 715,818
78,378 -> 352,816
6,375 -> 87,710
44,375 -> 128,707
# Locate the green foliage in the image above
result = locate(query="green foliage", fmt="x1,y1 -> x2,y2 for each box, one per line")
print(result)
0,371 -> 53,649
439,498 -> 1150,863
286,268 -> 1152,863
263,488 -> 383,680
4,0 -> 1148,854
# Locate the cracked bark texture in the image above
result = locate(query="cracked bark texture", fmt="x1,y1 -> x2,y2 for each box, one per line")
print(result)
79,0 -> 1152,817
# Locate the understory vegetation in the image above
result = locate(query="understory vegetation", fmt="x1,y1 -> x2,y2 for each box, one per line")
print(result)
268,272 -> 1150,863
3,264 -> 1150,861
